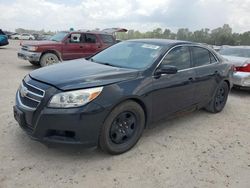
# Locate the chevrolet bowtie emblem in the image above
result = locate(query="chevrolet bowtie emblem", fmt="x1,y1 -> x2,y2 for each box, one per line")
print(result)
20,86 -> 28,97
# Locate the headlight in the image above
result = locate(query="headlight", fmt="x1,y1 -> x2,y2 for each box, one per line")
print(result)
27,46 -> 38,52
48,87 -> 103,108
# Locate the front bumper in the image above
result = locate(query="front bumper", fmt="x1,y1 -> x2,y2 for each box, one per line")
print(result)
13,76 -> 110,147
14,104 -> 108,146
233,72 -> 250,87
18,50 -> 41,62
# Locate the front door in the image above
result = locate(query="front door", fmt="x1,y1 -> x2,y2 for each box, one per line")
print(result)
62,33 -> 85,60
152,46 -> 196,121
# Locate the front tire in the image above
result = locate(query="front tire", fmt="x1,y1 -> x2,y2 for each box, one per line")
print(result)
99,101 -> 145,155
40,53 -> 59,67
205,81 -> 229,113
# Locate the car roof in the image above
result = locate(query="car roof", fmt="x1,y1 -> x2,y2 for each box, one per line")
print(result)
59,30 -> 113,36
127,38 -> 194,46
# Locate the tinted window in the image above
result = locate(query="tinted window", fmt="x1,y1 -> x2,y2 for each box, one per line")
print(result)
162,46 -> 191,70
100,34 -> 115,44
192,47 -> 210,67
85,34 -> 96,43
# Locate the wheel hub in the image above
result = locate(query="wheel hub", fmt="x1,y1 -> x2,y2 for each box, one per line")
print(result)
110,112 -> 137,144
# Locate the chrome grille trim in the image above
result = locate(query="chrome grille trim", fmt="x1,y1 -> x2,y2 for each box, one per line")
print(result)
17,91 -> 36,111
23,82 -> 45,97
21,45 -> 28,51
21,82 -> 44,98
18,81 -> 45,110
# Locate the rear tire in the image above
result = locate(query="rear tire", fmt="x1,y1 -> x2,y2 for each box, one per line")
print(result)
205,81 -> 229,113
40,53 -> 59,67
29,61 -> 40,66
99,101 -> 145,155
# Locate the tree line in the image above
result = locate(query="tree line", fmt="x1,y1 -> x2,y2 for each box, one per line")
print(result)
116,24 -> 250,46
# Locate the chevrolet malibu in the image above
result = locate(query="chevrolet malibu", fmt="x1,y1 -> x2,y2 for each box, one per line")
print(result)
13,39 -> 233,154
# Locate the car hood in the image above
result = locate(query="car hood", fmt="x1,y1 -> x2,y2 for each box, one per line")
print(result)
29,59 -> 139,90
221,55 -> 249,67
22,40 -> 61,46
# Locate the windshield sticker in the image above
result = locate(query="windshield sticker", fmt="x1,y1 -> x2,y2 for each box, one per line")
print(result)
141,44 -> 160,50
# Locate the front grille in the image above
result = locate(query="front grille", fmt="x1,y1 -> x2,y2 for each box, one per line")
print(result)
18,80 -> 45,110
21,45 -> 28,51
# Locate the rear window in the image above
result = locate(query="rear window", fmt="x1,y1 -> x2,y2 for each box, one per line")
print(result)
85,34 -> 97,43
100,34 -> 115,44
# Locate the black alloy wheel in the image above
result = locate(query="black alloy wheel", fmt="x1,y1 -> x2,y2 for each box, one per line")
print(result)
205,81 -> 229,113
99,101 -> 145,155
110,111 -> 137,144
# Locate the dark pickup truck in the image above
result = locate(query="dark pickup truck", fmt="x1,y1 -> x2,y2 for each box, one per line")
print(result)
18,28 -> 127,66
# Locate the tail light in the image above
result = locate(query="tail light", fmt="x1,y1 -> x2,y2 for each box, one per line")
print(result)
235,62 -> 250,72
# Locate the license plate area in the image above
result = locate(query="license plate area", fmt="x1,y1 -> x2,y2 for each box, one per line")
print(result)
13,106 -> 26,127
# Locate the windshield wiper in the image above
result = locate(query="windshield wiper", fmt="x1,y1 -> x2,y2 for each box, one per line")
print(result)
89,58 -> 118,67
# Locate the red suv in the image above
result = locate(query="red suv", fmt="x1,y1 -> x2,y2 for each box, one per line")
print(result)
18,29 -> 125,66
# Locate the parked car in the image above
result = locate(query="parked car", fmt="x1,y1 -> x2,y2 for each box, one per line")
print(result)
18,30 -> 121,66
212,45 -> 221,52
13,39 -> 233,154
0,29 -> 9,47
219,46 -> 250,88
3,31 -> 15,39
11,33 -> 35,40
38,34 -> 52,41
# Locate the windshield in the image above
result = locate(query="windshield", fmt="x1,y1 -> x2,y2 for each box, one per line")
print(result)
50,32 -> 68,42
91,41 -> 164,69
219,48 -> 250,58
0,29 -> 5,35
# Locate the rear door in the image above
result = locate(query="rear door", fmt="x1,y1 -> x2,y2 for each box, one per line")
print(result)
152,46 -> 196,121
83,33 -> 101,57
191,46 -> 220,104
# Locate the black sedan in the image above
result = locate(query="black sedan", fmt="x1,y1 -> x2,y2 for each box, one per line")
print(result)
14,39 -> 233,154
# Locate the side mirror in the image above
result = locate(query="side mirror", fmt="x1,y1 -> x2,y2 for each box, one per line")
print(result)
155,65 -> 178,76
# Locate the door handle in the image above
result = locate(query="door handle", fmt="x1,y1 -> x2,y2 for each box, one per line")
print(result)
188,77 -> 194,81
80,46 -> 83,48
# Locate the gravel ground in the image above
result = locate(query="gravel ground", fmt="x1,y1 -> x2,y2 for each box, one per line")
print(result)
0,40 -> 250,188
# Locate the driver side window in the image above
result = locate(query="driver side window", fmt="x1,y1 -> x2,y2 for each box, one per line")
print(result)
69,33 -> 82,43
162,46 -> 191,70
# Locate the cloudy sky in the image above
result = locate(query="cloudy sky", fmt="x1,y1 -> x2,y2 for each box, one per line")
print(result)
1,0 -> 250,33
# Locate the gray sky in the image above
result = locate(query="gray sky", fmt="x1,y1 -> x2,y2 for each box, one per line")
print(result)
1,0 -> 250,33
